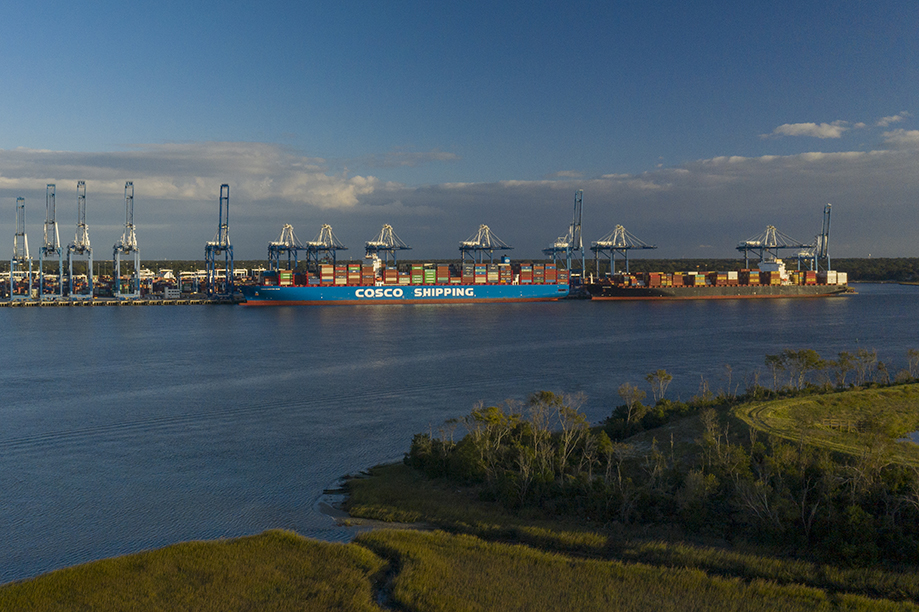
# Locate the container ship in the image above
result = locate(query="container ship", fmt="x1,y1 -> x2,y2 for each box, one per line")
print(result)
240,261 -> 570,305
585,259 -> 848,300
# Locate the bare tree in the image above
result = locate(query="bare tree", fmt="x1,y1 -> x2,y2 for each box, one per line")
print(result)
618,382 -> 647,424
644,369 -> 673,403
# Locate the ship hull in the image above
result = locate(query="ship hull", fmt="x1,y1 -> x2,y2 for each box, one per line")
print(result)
240,283 -> 570,305
585,283 -> 848,300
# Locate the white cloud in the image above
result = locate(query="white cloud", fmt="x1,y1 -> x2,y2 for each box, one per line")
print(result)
881,129 -> 919,148
763,121 -> 851,139
877,112 -> 911,127
549,170 -> 584,178
0,142 -> 378,209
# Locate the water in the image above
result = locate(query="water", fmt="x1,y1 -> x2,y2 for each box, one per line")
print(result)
1,284 -> 917,583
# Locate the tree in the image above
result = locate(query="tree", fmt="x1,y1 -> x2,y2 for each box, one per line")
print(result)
830,351 -> 855,388
644,369 -> 673,403
765,353 -> 784,391
853,348 -> 878,386
908,349 -> 919,379
781,348 -> 824,390
618,382 -> 647,424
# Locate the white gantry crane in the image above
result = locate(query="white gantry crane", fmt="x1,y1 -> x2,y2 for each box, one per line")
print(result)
459,224 -> 512,263
590,225 -> 656,276
67,181 -> 93,297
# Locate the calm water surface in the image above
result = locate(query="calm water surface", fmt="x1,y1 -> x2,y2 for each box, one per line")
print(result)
1,283 -> 917,583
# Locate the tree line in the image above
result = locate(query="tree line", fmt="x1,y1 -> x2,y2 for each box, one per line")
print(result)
406,349 -> 919,566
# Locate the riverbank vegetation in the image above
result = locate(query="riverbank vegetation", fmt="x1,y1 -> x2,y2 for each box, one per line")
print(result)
6,348 -> 919,610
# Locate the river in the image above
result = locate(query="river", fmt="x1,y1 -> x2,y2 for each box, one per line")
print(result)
1,283 -> 916,583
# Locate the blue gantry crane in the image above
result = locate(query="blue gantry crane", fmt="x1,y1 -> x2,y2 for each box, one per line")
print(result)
205,184 -> 234,296
113,181 -> 140,298
543,190 -> 585,281
67,181 -> 93,298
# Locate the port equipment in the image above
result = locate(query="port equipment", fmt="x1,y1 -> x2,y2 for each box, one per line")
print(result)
67,181 -> 93,298
365,224 -> 411,265
794,204 -> 833,272
268,224 -> 307,271
459,224 -> 512,263
205,184 -> 234,296
590,225 -> 656,276
543,190 -> 585,281
38,184 -> 64,298
113,181 -> 140,298
304,224 -> 347,269
10,197 -> 33,300
736,225 -> 810,269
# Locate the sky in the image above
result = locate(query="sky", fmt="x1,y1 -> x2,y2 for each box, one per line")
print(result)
0,1 -> 917,261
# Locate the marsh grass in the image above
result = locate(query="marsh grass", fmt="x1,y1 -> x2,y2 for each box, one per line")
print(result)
350,462 -> 919,604
359,529 -> 919,612
0,530 -> 386,612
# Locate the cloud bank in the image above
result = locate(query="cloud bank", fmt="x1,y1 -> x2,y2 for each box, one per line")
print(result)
1,131 -> 917,260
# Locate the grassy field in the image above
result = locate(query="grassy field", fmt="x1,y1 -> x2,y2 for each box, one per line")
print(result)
735,384 -> 919,464
0,530 -> 386,612
358,529 -> 919,612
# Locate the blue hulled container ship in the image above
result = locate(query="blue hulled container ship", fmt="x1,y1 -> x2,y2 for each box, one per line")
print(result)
240,260 -> 570,305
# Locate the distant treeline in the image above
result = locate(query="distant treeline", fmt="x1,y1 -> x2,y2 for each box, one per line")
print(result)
9,258 -> 919,282
607,258 -> 919,282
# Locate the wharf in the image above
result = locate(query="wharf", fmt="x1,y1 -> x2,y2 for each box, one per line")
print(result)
0,296 -> 243,307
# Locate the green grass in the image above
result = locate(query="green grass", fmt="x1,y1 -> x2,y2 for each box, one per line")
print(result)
0,530 -> 386,612
735,384 -> 919,464
358,529 -> 919,612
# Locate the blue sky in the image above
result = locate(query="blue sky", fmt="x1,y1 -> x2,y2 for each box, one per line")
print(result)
1,1 -> 917,260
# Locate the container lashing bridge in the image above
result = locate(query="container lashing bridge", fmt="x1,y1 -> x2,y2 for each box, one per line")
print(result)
10,197 -> 32,299
590,225 -> 656,276
39,184 -> 63,299
543,190 -> 585,281
459,224 -> 512,263
67,181 -> 93,298
365,224 -> 411,266
113,181 -> 140,298
205,184 -> 234,297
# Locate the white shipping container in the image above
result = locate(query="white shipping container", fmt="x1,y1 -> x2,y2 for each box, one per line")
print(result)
727,271 -> 738,280
825,270 -> 838,284
836,271 -> 847,285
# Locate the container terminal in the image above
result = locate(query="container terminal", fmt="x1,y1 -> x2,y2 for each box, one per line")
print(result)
2,184 -> 848,305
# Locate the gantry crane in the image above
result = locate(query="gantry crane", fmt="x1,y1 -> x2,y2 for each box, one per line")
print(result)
459,224 -> 512,263
113,181 -> 140,298
794,204 -> 833,271
268,224 -> 307,271
365,224 -> 411,266
10,197 -> 32,299
543,190 -> 585,280
736,224 -> 811,269
67,181 -> 93,297
304,224 -> 347,269
590,225 -> 656,276
205,184 -> 234,296
39,184 -> 63,298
